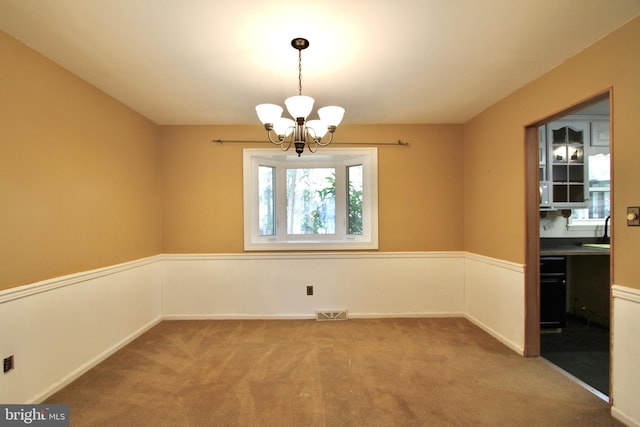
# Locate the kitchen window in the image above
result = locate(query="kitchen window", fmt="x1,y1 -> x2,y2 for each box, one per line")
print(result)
243,148 -> 378,250
568,152 -> 610,229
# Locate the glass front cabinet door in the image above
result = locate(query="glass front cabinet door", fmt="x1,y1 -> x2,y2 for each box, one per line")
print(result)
546,120 -> 590,208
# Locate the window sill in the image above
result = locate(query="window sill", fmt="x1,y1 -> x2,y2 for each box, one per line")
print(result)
244,238 -> 379,251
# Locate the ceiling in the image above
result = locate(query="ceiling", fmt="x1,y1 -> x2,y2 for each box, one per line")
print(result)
1,1 -> 639,126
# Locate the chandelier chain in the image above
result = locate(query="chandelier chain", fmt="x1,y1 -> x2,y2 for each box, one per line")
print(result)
298,48 -> 303,96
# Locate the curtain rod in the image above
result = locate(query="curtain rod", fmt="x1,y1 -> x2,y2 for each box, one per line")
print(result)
212,139 -> 408,147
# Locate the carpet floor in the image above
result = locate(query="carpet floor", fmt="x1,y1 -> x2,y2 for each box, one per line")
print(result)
45,318 -> 621,426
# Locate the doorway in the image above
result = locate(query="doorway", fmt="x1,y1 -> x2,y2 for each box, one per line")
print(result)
524,91 -> 612,399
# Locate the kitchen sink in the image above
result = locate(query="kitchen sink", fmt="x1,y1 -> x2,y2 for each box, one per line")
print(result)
582,243 -> 610,249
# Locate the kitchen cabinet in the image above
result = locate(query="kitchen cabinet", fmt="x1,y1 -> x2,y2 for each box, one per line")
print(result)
540,256 -> 567,329
539,125 -> 551,207
540,239 -> 611,329
568,255 -> 610,327
539,125 -> 546,181
542,120 -> 590,209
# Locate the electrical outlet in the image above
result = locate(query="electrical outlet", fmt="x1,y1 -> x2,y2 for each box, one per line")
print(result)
3,355 -> 14,373
306,285 -> 314,296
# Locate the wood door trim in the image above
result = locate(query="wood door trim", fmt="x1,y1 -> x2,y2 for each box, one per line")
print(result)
523,89 -> 612,358
524,126 -> 541,357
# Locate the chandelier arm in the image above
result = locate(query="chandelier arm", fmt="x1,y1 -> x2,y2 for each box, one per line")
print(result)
305,126 -> 318,142
306,141 -> 318,153
266,129 -> 285,145
315,131 -> 335,147
280,140 -> 292,152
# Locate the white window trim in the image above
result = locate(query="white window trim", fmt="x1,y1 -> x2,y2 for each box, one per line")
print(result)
243,147 -> 378,251
567,187 -> 610,231
567,218 -> 606,228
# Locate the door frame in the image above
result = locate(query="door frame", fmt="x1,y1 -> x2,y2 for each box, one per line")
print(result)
523,89 -> 612,358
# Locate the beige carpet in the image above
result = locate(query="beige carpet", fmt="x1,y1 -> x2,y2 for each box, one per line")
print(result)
45,318 -> 622,426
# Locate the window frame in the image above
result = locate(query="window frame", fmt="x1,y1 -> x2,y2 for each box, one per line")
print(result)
567,185 -> 610,230
567,150 -> 610,231
243,147 -> 378,251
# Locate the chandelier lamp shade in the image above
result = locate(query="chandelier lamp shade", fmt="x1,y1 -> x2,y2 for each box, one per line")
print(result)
256,38 -> 345,156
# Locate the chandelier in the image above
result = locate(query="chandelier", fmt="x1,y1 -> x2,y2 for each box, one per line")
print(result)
255,38 -> 345,156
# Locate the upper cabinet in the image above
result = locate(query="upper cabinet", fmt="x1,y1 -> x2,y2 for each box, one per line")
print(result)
540,116 -> 610,210
547,120 -> 590,208
539,99 -> 610,219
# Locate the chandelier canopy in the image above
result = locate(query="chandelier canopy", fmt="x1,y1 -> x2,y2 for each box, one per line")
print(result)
256,38 -> 345,156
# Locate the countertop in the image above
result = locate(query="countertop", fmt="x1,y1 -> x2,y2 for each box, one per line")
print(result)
540,238 -> 610,256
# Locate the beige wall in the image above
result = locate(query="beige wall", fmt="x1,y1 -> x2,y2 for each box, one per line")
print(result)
0,31 -> 162,290
464,16 -> 640,289
159,124 -> 464,253
3,15 -> 640,291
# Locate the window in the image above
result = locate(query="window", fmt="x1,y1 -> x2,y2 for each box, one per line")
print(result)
568,152 -> 610,228
243,148 -> 378,250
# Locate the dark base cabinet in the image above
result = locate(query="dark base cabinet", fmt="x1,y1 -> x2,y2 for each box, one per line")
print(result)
540,256 -> 567,329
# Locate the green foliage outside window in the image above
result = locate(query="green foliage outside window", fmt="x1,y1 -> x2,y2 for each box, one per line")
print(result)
313,169 -> 363,235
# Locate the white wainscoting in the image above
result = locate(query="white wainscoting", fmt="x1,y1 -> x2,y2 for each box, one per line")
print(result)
611,285 -> 640,427
0,257 -> 163,404
463,253 -> 526,355
161,252 -> 466,319
6,252 -> 640,420
1,251 -> 530,404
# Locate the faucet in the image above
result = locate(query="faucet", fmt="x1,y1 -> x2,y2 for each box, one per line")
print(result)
599,215 -> 611,243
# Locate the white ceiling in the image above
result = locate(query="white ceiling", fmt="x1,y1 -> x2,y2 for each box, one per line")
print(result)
1,1 -> 638,125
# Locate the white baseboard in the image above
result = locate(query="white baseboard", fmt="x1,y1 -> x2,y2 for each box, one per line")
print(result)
163,314 -> 315,320
464,313 -> 524,355
163,312 -> 465,321
349,311 -> 464,319
31,316 -> 162,403
612,407 -> 640,427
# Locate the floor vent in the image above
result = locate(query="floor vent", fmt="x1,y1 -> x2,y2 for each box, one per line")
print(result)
316,310 -> 348,321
